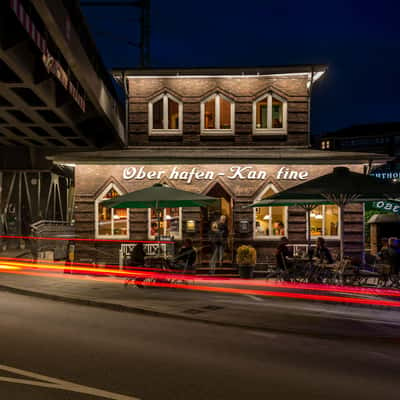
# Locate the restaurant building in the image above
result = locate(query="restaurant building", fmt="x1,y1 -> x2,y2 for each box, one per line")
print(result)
50,66 -> 389,272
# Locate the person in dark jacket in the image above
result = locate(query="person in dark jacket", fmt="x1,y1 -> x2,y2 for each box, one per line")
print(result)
125,243 -> 146,288
315,237 -> 334,264
387,237 -> 400,277
209,215 -> 228,274
276,237 -> 291,270
175,239 -> 197,273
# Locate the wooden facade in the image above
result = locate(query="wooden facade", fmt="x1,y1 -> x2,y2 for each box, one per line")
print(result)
126,73 -> 311,147
72,163 -> 364,266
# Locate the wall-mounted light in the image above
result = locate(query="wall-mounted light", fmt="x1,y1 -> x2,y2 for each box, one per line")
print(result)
186,220 -> 196,232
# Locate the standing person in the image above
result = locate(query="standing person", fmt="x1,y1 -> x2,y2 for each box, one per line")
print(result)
315,237 -> 334,264
209,215 -> 228,274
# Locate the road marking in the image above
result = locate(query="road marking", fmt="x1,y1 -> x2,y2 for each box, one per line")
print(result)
0,364 -> 140,400
245,294 -> 263,302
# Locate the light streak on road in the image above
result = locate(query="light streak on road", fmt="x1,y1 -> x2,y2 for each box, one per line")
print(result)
1,257 -> 399,299
0,264 -> 21,270
0,259 -> 400,307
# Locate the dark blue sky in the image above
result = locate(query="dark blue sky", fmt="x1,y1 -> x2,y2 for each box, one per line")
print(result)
81,0 -> 400,135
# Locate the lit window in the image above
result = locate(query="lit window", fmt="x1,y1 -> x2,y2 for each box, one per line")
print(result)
254,186 -> 287,239
148,207 -> 182,239
95,185 -> 129,239
321,141 -> 326,150
326,140 -> 331,149
253,92 -> 287,134
310,205 -> 339,238
149,93 -> 182,134
201,94 -> 234,133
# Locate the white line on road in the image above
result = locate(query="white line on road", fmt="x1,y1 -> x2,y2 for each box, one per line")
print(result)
0,364 -> 141,400
245,294 -> 263,302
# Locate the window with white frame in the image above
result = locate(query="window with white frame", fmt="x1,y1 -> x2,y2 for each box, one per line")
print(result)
253,92 -> 287,134
148,93 -> 183,134
95,185 -> 129,239
148,207 -> 182,239
309,205 -> 340,238
253,185 -> 287,239
201,93 -> 234,134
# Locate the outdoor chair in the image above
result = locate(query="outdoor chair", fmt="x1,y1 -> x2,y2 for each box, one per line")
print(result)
336,259 -> 358,286
375,263 -> 391,287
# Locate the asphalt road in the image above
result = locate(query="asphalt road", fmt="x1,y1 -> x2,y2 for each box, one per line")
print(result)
1,292 -> 400,400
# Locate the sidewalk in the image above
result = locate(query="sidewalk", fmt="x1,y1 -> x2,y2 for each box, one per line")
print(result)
1,270 -> 400,340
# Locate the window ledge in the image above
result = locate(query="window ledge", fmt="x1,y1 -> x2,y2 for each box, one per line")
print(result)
254,236 -> 287,240
201,130 -> 234,136
253,129 -> 287,136
150,130 -> 182,136
95,236 -> 130,240
311,237 -> 340,240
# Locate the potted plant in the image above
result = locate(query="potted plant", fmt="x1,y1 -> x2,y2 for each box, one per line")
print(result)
236,245 -> 256,279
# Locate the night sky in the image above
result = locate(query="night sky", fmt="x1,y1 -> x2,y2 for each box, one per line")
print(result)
81,0 -> 400,136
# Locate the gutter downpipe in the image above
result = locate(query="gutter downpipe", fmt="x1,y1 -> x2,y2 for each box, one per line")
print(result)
307,67 -> 315,148
123,71 -> 129,147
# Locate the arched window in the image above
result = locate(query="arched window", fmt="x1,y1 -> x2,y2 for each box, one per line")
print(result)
253,92 -> 287,135
148,208 -> 182,240
253,185 -> 287,239
309,205 -> 340,239
148,93 -> 183,135
201,93 -> 234,134
95,184 -> 129,239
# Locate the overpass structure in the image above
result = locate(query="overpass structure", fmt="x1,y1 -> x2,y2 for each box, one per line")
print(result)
0,0 -> 126,240
0,0 -> 126,152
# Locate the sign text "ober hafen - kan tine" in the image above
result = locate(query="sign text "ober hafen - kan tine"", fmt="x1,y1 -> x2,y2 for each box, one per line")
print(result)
123,166 -> 309,184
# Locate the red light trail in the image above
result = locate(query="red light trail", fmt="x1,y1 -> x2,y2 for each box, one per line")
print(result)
1,256 -> 399,298
1,267 -> 400,308
0,259 -> 399,307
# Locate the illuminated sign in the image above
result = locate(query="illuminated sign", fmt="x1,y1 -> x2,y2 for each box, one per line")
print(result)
370,171 -> 400,180
372,200 -> 400,214
122,166 -> 310,184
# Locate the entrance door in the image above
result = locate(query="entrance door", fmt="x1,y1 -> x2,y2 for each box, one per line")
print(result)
200,183 -> 234,264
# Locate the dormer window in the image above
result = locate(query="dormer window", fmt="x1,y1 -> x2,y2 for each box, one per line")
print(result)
149,93 -> 183,135
253,92 -> 287,135
201,93 -> 234,134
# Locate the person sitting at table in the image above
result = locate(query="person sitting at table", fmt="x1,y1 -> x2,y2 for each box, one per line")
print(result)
175,238 -> 197,274
125,243 -> 146,288
387,237 -> 400,276
315,237 -> 333,264
151,222 -> 158,236
276,237 -> 292,271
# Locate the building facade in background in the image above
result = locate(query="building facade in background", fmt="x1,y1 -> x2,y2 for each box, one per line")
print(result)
52,66 -> 389,271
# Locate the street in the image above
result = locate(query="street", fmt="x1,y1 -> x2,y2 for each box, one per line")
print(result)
1,291 -> 400,399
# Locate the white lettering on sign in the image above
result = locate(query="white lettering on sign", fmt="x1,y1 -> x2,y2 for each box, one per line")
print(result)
276,167 -> 309,181
374,201 -> 400,214
123,166 -> 310,184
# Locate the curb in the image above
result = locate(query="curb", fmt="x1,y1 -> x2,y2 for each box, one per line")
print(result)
1,284 -> 400,344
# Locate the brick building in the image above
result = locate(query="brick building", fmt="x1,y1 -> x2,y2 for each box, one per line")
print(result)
51,66 -> 389,272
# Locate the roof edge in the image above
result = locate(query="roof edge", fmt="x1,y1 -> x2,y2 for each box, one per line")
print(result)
111,64 -> 328,78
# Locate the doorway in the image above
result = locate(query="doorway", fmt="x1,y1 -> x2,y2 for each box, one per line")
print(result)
200,182 -> 234,263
